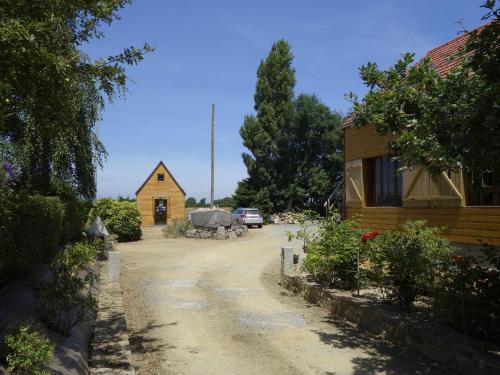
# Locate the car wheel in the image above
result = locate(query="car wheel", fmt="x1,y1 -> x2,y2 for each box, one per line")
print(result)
258,224 -> 262,228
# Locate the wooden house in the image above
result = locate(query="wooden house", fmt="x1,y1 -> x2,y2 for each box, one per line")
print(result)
136,161 -> 186,226
341,30 -> 500,247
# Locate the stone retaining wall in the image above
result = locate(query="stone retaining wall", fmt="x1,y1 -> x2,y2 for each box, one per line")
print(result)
89,258 -> 135,374
281,274 -> 500,375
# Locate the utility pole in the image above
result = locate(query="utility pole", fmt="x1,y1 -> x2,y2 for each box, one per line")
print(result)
210,103 -> 215,207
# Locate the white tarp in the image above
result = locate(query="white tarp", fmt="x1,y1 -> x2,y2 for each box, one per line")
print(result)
87,216 -> 109,237
189,208 -> 232,229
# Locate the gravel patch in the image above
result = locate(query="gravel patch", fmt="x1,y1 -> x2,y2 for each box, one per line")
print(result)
238,311 -> 307,330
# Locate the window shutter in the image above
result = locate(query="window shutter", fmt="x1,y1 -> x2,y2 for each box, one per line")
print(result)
345,159 -> 364,208
403,167 -> 463,208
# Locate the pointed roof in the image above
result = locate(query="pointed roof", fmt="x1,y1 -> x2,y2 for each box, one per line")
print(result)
135,161 -> 186,196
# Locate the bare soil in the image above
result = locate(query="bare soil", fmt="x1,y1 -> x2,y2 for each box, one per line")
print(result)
117,225 -> 444,375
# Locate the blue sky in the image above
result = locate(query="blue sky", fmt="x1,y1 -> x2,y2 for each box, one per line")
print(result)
88,0 -> 486,200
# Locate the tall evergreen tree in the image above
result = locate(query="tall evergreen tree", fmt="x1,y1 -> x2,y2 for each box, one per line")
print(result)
238,41 -> 343,214
240,39 -> 296,213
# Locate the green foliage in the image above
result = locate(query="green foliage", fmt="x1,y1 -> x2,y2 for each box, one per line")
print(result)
0,0 -> 153,199
290,95 -> 343,211
240,39 -> 296,214
87,198 -> 115,222
88,198 -> 142,242
214,196 -> 235,208
239,40 -> 343,214
117,195 -> 135,202
34,241 -> 98,335
0,191 -> 78,286
304,213 -> 363,289
185,197 -> 197,207
368,221 -> 453,308
349,2 -> 499,177
434,244 -> 500,344
5,324 -> 55,375
197,198 -> 209,207
163,218 -> 193,238
61,198 -> 85,243
233,179 -> 258,210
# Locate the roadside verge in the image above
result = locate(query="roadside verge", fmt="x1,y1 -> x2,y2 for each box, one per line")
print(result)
281,274 -> 500,375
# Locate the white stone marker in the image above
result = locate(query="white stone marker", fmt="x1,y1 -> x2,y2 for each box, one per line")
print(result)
281,246 -> 294,276
108,251 -> 120,282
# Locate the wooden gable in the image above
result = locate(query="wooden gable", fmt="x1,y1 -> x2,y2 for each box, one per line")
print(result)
135,161 -> 185,197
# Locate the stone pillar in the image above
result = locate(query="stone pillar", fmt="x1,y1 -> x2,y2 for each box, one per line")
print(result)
281,246 -> 294,276
108,251 -> 120,282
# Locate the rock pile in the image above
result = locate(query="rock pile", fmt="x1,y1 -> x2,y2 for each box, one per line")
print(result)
185,225 -> 248,240
272,212 -> 303,224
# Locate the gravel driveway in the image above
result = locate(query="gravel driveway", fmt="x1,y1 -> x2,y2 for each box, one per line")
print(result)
117,225 -> 442,375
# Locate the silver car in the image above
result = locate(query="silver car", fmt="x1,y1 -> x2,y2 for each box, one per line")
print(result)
232,208 -> 263,228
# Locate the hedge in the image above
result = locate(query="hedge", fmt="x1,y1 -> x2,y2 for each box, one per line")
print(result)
0,190 -> 85,288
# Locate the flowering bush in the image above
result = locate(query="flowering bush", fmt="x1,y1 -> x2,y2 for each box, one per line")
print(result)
361,231 -> 379,243
1,161 -> 15,188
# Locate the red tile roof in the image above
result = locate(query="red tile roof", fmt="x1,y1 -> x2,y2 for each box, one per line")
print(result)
424,32 -> 470,77
424,23 -> 488,77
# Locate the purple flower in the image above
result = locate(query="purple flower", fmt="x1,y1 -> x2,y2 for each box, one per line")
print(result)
3,162 -> 16,178
3,162 -> 13,174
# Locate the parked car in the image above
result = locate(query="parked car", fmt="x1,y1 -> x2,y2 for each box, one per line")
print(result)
232,208 -> 263,228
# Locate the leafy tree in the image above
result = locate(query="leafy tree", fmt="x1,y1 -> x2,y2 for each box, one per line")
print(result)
0,0 -> 153,199
290,94 -> 343,211
185,196 -> 197,207
348,1 -> 499,177
197,197 -> 208,207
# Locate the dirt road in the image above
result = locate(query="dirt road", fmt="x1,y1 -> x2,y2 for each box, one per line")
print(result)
117,225 -> 442,375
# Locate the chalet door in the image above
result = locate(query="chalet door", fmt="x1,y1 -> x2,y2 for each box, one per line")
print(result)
154,198 -> 167,225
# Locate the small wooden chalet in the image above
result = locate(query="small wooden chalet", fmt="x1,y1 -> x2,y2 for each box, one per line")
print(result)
341,29 -> 500,247
136,161 -> 186,226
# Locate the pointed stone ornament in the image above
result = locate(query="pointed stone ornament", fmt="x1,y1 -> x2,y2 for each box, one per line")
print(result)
87,216 -> 109,237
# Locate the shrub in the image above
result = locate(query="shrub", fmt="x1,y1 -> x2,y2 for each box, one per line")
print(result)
34,241 -> 98,335
368,220 -> 453,308
87,198 -> 115,223
88,198 -> 142,242
5,324 -> 55,375
0,189 -> 19,286
61,198 -> 85,243
163,218 -> 192,238
303,213 -> 363,289
17,195 -> 66,262
434,244 -> 500,345
106,201 -> 142,241
0,192 -> 69,286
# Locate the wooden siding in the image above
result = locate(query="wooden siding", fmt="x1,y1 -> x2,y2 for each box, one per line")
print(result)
344,124 -> 500,246
344,124 -> 394,162
346,207 -> 500,246
136,163 -> 185,226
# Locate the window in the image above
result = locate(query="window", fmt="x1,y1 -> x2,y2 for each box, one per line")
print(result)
157,173 -> 164,182
466,166 -> 500,206
365,156 -> 402,206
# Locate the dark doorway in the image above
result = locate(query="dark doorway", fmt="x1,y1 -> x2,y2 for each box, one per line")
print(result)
154,199 -> 167,225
